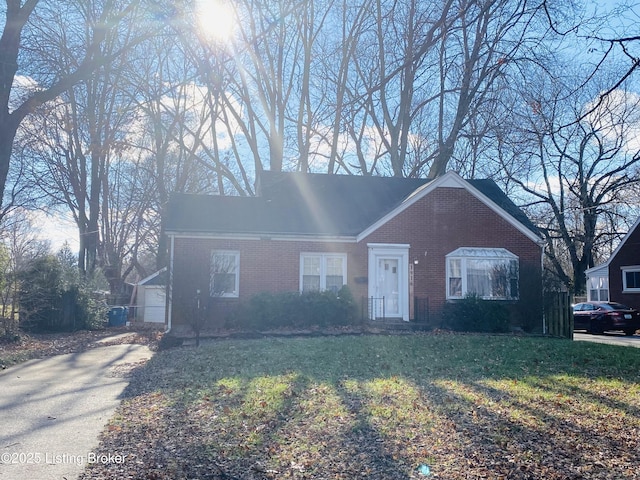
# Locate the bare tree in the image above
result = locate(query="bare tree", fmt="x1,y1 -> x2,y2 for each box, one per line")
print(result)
23,28 -> 137,276
502,77 -> 640,295
216,0 -> 305,173
363,0 -> 459,177
0,0 -> 147,217
325,0 -> 554,178
541,0 -> 640,123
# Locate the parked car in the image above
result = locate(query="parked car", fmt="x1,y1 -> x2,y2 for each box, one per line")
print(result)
573,301 -> 640,336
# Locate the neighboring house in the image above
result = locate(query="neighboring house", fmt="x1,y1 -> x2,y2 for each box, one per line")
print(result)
130,268 -> 167,323
586,216 -> 640,311
164,171 -> 545,332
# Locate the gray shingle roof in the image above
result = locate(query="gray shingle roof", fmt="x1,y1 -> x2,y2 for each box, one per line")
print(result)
164,172 -> 539,237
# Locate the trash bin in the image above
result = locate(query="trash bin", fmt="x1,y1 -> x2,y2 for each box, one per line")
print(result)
108,306 -> 128,327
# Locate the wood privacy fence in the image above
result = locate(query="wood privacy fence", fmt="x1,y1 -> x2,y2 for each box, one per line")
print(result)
544,292 -> 573,339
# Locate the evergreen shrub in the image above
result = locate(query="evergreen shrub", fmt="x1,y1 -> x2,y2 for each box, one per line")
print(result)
441,294 -> 511,333
230,286 -> 358,330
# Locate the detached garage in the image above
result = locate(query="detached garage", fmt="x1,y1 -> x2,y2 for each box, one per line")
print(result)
131,268 -> 167,324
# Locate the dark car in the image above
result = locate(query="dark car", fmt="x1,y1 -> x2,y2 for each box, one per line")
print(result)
573,301 -> 640,336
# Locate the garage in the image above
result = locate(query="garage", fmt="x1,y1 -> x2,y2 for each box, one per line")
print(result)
132,268 -> 166,324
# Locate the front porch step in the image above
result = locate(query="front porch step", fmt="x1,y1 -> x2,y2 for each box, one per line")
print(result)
366,319 -> 430,331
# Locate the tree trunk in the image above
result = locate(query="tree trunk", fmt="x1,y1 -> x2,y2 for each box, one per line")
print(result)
0,124 -> 18,211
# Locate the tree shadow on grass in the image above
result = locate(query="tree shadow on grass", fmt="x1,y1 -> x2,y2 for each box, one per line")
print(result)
426,378 -> 640,478
101,366 -> 416,479
95,335 -> 640,479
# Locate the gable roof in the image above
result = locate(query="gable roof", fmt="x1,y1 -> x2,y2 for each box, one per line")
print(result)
165,171 -> 540,241
137,267 -> 167,286
586,215 -> 640,275
357,171 -> 542,243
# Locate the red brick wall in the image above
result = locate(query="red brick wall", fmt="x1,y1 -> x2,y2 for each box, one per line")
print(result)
171,238 -> 367,297
170,237 -> 367,329
362,187 -> 543,327
608,222 -> 640,311
169,186 -> 543,330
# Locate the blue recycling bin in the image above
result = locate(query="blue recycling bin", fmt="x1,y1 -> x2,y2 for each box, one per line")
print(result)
108,306 -> 128,327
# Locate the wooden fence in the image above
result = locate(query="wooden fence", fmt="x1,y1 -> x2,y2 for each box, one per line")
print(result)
544,291 -> 573,339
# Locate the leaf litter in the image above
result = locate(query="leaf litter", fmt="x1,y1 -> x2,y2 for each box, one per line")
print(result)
11,331 -> 638,480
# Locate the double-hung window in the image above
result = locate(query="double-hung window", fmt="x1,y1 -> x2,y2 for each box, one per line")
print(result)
622,267 -> 640,293
588,275 -> 609,301
446,248 -> 519,300
300,253 -> 346,293
210,251 -> 240,297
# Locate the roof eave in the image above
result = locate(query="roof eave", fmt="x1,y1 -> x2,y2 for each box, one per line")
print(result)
586,215 -> 640,273
165,230 -> 358,243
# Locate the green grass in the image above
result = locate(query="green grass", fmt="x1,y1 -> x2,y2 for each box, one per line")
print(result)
85,334 -> 640,479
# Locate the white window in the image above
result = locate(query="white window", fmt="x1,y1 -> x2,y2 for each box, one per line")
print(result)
622,266 -> 640,293
446,248 -> 519,300
300,253 -> 346,293
210,251 -> 239,297
588,275 -> 609,301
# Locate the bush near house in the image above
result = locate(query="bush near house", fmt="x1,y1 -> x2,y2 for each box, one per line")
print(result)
228,286 -> 359,330
441,294 -> 510,333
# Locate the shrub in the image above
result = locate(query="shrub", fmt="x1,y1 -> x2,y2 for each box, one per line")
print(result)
230,286 -> 358,330
18,254 -> 108,332
441,294 -> 510,333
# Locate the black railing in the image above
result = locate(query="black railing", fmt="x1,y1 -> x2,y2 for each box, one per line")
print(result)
413,296 -> 429,324
362,296 -> 431,323
363,296 -> 385,321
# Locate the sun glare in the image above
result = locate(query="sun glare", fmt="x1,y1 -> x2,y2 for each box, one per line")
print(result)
196,0 -> 235,42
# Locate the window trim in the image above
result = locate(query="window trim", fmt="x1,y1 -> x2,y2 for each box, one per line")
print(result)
622,266 -> 640,293
299,253 -> 347,293
446,247 -> 519,301
587,275 -> 609,301
210,250 -> 240,298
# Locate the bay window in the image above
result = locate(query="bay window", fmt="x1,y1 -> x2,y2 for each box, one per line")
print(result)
446,248 -> 519,300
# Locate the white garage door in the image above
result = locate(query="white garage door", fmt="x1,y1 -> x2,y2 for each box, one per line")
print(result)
143,287 -> 166,323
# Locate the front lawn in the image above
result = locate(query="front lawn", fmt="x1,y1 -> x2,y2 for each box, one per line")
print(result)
82,333 -> 640,479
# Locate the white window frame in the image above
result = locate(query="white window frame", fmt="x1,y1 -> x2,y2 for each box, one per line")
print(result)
446,247 -> 519,300
622,266 -> 640,293
300,253 -> 347,293
588,275 -> 609,301
210,251 -> 240,297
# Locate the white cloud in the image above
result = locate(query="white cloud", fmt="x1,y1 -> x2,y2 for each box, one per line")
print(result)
584,89 -> 640,153
30,211 -> 79,253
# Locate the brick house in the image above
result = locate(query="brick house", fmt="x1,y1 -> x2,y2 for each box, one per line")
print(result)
164,171 -> 544,332
586,216 -> 640,310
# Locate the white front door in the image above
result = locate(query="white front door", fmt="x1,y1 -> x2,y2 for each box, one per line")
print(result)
368,244 -> 409,321
377,257 -> 400,316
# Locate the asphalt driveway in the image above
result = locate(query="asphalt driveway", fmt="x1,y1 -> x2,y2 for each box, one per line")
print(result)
0,341 -> 153,480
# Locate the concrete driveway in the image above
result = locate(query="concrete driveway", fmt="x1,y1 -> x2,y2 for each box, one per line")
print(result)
0,341 -> 153,480
574,332 -> 640,348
